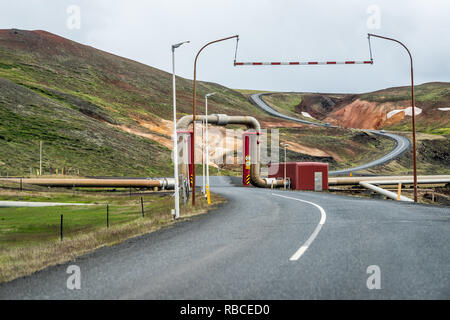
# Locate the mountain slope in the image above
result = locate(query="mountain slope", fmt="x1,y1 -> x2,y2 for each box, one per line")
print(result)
0,29 -> 269,176
289,82 -> 450,134
0,77 -> 171,176
261,83 -> 449,134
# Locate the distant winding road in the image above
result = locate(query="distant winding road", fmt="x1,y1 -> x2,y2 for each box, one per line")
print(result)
250,93 -> 411,175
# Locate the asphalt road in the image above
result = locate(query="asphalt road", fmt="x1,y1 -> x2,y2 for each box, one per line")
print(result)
249,93 -> 411,175
1,176 -> 449,299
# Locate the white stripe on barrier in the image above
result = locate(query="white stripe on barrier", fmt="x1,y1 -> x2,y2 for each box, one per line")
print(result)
234,60 -> 373,66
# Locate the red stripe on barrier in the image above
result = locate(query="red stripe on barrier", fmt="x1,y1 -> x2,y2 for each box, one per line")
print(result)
235,60 -> 373,66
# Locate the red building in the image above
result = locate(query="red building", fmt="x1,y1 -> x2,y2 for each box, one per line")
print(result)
268,162 -> 328,191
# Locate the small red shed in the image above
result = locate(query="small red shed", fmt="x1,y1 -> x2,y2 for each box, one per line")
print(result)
268,162 -> 328,191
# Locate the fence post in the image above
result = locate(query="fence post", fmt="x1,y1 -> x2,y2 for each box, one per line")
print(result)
141,197 -> 144,217
107,204 -> 109,228
60,214 -> 63,241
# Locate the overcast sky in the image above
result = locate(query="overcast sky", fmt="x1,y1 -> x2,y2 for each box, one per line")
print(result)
1,0 -> 449,93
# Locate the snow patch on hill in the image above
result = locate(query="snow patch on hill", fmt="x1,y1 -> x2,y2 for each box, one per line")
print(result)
386,106 -> 422,119
301,111 -> 315,119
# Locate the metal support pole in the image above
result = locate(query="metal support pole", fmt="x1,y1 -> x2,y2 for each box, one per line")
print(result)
284,146 -> 287,189
172,41 -> 188,219
202,119 -> 205,196
192,35 -> 239,206
205,93 -> 215,194
368,33 -> 418,202
282,143 -> 289,189
60,214 -> 63,241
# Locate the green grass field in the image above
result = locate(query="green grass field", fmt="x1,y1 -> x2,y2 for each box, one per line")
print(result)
1,198 -> 157,247
0,184 -> 225,283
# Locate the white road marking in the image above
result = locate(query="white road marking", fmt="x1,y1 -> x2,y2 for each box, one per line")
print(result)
272,193 -> 327,261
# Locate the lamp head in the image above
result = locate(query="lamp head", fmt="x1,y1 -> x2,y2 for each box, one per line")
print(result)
172,41 -> 190,50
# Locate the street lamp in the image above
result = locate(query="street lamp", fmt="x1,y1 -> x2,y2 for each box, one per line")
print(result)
368,33 -> 418,203
281,143 -> 290,189
202,118 -> 206,196
191,35 -> 239,206
205,92 -> 216,197
172,40 -> 189,219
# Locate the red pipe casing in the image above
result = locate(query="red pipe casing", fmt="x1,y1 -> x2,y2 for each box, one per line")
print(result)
243,134 -> 250,186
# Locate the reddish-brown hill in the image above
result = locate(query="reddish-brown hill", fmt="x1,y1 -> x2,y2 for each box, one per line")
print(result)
294,83 -> 450,133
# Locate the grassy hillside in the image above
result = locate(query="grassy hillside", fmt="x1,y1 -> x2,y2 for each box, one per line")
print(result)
267,83 -> 450,134
360,82 -> 450,134
278,126 -> 396,171
258,89 -> 449,175
0,29 -> 269,176
262,93 -> 303,118
360,133 -> 450,175
2,29 -> 445,178
0,29 -> 267,122
0,78 -> 171,176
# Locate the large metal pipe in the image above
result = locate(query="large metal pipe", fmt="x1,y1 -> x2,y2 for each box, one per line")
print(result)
328,175 -> 450,186
359,181 -> 413,202
0,178 -> 175,189
177,114 -> 287,188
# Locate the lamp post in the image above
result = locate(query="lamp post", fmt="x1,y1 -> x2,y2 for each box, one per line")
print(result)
281,143 -> 290,189
191,35 -> 239,206
172,40 -> 189,219
368,33 -> 418,203
202,119 -> 205,196
205,92 -> 216,195
281,143 -> 289,189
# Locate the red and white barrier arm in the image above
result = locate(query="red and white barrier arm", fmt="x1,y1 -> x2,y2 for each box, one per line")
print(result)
234,60 -> 373,66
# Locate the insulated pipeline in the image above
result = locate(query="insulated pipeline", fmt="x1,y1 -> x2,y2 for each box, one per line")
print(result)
0,178 -> 175,189
176,114 -> 287,188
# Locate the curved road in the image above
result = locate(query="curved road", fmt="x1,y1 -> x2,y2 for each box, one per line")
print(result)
250,93 -> 411,175
1,176 -> 449,299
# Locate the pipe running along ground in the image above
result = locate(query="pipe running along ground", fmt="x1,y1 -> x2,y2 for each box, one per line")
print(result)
0,178 -> 175,189
177,114 -> 288,188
